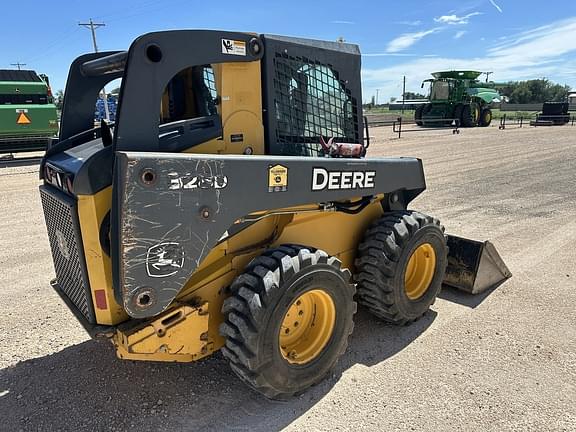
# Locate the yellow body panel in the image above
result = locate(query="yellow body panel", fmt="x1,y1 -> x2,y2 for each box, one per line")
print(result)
77,188 -> 127,325
114,303 -> 211,362
185,62 -> 264,155
273,204 -> 384,270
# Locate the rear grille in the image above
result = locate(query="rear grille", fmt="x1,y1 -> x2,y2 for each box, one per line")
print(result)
40,185 -> 95,323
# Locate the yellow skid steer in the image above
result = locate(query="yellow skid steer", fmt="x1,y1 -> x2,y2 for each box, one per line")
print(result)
39,30 -> 510,399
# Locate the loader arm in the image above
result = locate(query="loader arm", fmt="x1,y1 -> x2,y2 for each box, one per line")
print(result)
113,152 -> 426,318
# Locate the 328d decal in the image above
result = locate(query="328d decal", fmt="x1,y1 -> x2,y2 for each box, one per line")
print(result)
168,161 -> 228,190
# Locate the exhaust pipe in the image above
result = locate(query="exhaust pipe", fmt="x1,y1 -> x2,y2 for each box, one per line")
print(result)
443,235 -> 512,294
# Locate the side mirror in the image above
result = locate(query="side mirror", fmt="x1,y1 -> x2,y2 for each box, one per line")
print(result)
421,82 -> 424,89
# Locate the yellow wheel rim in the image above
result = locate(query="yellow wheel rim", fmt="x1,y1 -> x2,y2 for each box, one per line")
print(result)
279,289 -> 336,365
404,243 -> 436,300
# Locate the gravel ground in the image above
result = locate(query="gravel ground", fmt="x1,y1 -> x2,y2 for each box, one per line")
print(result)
0,125 -> 575,431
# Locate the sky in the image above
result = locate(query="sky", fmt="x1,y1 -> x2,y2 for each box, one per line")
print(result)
1,0 -> 575,103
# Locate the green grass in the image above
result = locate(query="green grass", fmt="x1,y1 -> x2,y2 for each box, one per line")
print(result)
489,109 -> 538,120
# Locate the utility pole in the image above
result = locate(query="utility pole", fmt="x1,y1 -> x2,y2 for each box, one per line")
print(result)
79,19 -> 110,121
79,18 -> 105,53
10,62 -> 26,70
483,71 -> 493,83
401,75 -> 406,114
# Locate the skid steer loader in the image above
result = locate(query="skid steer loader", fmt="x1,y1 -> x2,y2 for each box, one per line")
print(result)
39,30 -> 511,399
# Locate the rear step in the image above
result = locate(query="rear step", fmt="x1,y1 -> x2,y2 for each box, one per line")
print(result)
443,235 -> 512,294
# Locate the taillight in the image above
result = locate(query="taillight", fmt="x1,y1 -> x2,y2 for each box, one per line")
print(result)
66,176 -> 74,193
55,172 -> 63,188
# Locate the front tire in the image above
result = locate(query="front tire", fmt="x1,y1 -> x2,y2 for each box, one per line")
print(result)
415,105 -> 424,126
355,211 -> 447,325
220,245 -> 356,399
454,104 -> 464,127
479,108 -> 492,127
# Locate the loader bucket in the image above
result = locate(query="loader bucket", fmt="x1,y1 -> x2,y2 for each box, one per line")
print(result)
443,235 -> 512,294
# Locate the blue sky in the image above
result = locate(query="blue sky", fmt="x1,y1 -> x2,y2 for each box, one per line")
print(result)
1,0 -> 575,102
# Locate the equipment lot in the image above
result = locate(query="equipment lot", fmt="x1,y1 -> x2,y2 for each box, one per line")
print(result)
0,126 -> 575,431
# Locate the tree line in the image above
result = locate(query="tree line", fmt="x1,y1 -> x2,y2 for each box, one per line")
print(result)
496,79 -> 571,104
365,78 -> 572,108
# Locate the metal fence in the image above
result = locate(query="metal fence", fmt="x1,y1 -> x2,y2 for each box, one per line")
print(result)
499,103 -> 576,112
498,113 -> 576,129
366,112 -> 575,138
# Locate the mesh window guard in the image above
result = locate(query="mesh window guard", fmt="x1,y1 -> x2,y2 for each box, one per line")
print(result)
272,53 -> 359,156
202,66 -> 218,114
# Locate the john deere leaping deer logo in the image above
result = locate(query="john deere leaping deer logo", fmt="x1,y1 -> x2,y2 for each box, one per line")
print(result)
146,242 -> 185,278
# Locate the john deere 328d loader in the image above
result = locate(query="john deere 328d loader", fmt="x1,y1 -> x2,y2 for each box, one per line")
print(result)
39,30 -> 510,399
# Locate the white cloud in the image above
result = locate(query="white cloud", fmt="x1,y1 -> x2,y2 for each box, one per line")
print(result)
362,17 -> 576,102
454,31 -> 467,39
331,20 -> 355,24
396,20 -> 422,26
488,18 -> 576,61
489,0 -> 503,13
386,28 -> 441,53
363,53 -> 419,57
434,12 -> 482,25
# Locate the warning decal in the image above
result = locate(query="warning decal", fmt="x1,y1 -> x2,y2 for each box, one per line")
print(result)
268,164 -> 288,192
222,39 -> 246,56
16,109 -> 31,125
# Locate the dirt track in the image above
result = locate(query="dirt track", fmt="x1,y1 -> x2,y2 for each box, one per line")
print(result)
0,125 -> 575,431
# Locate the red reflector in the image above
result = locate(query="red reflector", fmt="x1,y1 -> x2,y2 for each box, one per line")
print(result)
94,290 -> 108,310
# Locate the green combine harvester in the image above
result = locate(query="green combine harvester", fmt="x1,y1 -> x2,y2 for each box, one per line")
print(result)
415,71 -> 502,128
0,70 -> 58,154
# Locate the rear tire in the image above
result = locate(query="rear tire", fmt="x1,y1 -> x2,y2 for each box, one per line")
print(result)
461,103 -> 480,127
220,245 -> 356,399
355,211 -> 447,325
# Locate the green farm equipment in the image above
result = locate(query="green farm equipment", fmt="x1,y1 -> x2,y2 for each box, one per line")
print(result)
0,70 -> 58,153
415,71 -> 502,128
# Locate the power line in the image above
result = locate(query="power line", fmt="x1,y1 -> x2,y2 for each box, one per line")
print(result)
10,62 -> 26,70
21,27 -> 81,64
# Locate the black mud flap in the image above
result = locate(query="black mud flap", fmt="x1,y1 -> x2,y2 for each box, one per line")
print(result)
443,235 -> 512,294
